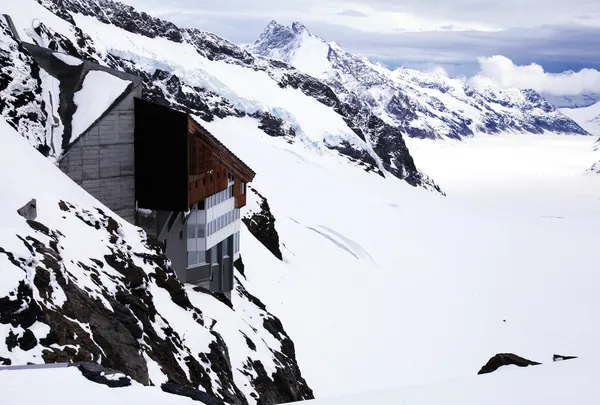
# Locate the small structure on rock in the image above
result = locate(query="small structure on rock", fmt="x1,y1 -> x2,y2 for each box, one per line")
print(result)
16,198 -> 37,220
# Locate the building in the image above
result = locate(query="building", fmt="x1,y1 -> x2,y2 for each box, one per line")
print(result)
6,16 -> 256,297
133,99 -> 255,294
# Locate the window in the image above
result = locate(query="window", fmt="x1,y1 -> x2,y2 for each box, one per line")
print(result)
187,223 -> 196,239
222,237 -> 228,255
198,250 -> 206,264
240,181 -> 246,195
197,223 -> 205,238
188,251 -> 198,266
211,246 -> 218,263
198,199 -> 205,210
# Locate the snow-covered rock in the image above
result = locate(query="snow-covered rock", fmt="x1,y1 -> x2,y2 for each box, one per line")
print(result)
544,93 -> 600,109
0,116 -> 313,404
0,18 -> 48,154
247,21 -> 590,141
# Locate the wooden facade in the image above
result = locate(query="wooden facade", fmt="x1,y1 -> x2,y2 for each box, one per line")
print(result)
187,118 -> 255,208
135,99 -> 255,212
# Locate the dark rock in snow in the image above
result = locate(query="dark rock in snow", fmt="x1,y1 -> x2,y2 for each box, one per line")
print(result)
478,353 -> 541,375
553,354 -> 578,362
242,188 -> 283,261
161,382 -> 226,405
77,362 -> 132,388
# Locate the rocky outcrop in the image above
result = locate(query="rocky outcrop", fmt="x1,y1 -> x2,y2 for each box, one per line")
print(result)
0,198 -> 313,404
0,20 -> 48,154
162,382 -> 226,405
235,277 -> 314,404
478,353 -> 541,375
76,362 -> 132,388
242,188 -> 283,261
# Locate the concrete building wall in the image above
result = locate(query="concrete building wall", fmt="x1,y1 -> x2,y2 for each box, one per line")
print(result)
159,211 -> 188,282
59,87 -> 141,223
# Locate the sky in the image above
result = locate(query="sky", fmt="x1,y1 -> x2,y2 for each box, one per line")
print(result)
117,0 -> 600,96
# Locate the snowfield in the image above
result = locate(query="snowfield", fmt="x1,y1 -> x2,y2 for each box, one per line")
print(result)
202,115 -> 600,397
301,357 -> 600,405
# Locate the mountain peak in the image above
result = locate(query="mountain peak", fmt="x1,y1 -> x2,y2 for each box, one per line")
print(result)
291,21 -> 309,34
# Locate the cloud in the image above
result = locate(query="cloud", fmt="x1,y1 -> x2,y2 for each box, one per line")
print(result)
469,55 -> 600,96
335,10 -> 368,17
113,0 -> 600,92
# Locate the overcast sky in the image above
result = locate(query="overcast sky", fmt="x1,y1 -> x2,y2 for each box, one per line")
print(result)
118,0 -> 600,95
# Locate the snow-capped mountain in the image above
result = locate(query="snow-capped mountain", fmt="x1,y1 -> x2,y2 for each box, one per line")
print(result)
544,93 -> 600,109
560,102 -> 600,136
558,102 -> 600,173
247,21 -> 589,140
1,0 -> 441,193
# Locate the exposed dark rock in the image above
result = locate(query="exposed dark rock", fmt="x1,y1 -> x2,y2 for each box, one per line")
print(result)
235,278 -> 314,404
153,267 -> 194,310
0,280 -> 45,329
553,354 -> 578,362
242,188 -> 283,261
5,331 -> 18,351
77,362 -> 132,388
234,256 -> 246,279
204,333 -> 248,405
478,353 -> 541,375
194,286 -> 233,310
0,356 -> 12,365
162,382 -> 226,405
328,140 -> 383,176
18,329 -> 38,351
250,111 -> 295,138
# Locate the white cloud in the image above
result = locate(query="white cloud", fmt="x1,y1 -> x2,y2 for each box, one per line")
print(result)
469,55 -> 600,96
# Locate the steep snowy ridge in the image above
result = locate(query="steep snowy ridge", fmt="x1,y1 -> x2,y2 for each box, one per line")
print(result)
0,115 -> 312,404
0,18 -> 48,153
247,22 -> 589,140
2,0 -> 440,192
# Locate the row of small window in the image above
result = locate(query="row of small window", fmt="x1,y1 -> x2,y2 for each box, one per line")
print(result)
188,244 -> 217,267
205,186 -> 234,209
208,209 -> 240,236
187,209 -> 240,239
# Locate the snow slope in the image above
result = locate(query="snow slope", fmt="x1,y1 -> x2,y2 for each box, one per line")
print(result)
200,114 -> 600,397
71,70 -> 131,140
0,116 -> 312,404
299,357 -> 600,405
3,356 -> 599,405
0,367 -> 194,405
560,101 -> 600,136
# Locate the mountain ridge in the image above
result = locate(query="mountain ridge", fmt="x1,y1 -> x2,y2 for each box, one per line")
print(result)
247,21 -> 590,140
